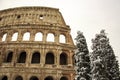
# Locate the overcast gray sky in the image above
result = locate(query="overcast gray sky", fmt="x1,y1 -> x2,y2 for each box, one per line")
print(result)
0,0 -> 120,63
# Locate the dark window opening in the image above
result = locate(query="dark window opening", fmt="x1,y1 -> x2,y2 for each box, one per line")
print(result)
31,52 -> 40,63
4,51 -> 13,63
40,15 -> 43,19
18,51 -> 26,63
30,76 -> 39,80
45,52 -> 54,64
15,76 -> 23,80
17,15 -> 21,19
2,76 -> 8,80
45,76 -> 53,80
60,77 -> 68,80
60,53 -> 67,65
50,24 -> 53,25
0,17 -> 2,21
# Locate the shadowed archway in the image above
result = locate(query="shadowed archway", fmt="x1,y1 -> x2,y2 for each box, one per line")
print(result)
1,76 -> 8,80
44,76 -> 53,80
30,76 -> 39,80
31,52 -> 40,63
60,52 -> 68,65
45,52 -> 54,64
15,76 -> 23,80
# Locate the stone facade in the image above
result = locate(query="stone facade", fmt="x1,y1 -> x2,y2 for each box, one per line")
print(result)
0,7 -> 75,80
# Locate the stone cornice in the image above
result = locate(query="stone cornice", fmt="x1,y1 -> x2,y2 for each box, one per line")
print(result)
0,42 -> 75,49
0,6 -> 59,13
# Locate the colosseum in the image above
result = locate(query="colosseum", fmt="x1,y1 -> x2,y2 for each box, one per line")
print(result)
0,7 -> 76,80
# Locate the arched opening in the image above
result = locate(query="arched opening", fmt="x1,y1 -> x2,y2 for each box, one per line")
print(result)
23,32 -> 30,41
18,51 -> 26,63
45,52 -> 54,64
30,76 -> 39,80
44,76 -> 53,80
31,52 -> 40,63
59,34 -> 66,43
0,17 -> 2,21
11,32 -> 18,41
60,76 -> 68,80
47,33 -> 54,42
4,51 -> 13,63
2,33 -> 7,41
15,76 -> 23,80
1,76 -> 8,80
60,52 -> 67,65
35,32 -> 43,41
17,15 -> 21,19
40,15 -> 44,19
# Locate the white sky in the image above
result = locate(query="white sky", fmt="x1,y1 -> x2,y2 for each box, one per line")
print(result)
0,0 -> 120,63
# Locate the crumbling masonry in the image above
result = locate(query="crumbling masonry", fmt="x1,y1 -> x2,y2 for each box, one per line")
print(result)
0,7 -> 75,80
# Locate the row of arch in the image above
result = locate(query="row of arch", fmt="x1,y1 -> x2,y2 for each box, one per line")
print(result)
1,32 -> 66,43
1,75 -> 68,80
3,51 -> 68,65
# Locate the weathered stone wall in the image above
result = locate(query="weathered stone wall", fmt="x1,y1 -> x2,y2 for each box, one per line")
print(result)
0,7 -> 66,27
0,7 -> 75,80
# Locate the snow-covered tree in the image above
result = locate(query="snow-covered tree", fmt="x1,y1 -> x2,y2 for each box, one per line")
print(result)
74,31 -> 91,80
90,30 -> 120,80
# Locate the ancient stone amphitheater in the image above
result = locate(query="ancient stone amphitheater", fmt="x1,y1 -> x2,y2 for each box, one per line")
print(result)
0,7 -> 75,80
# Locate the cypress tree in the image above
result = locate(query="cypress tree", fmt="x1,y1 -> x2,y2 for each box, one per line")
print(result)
74,31 -> 91,80
90,30 -> 120,80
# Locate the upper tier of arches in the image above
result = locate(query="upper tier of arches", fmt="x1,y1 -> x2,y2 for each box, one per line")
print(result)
0,31 -> 68,44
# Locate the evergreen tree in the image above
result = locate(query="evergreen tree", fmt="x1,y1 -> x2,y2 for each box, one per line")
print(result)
90,30 -> 120,80
74,31 -> 91,80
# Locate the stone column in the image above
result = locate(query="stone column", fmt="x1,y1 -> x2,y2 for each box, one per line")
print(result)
10,74 -> 14,80
55,34 -> 59,44
0,32 -> 2,41
69,50 -> 73,66
18,30 -> 23,42
12,48 -> 18,66
43,31 -> 47,43
30,30 -> 35,41
67,51 -> 70,65
6,31 -> 12,42
26,50 -> 31,67
54,50 -> 57,66
65,33 -> 69,44
56,50 -> 60,67
70,73 -> 74,80
40,48 -> 44,67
